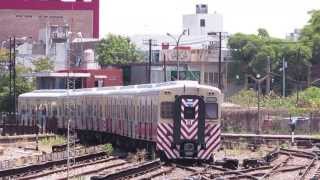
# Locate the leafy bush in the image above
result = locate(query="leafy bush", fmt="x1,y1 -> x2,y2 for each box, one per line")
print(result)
102,143 -> 113,157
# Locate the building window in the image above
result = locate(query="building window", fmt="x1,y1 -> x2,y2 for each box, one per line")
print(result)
200,19 -> 206,27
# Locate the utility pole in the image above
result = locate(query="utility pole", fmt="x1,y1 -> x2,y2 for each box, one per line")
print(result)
166,30 -> 186,80
9,37 -> 12,114
282,57 -> 286,97
296,48 -> 301,105
176,40 -> 180,80
266,56 -> 271,95
218,32 -> 222,90
257,80 -> 261,135
13,37 -> 16,116
148,39 -> 152,83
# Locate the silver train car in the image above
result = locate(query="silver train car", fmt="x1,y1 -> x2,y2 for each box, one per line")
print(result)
18,81 -> 222,161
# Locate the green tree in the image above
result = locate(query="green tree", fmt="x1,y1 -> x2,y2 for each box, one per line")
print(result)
228,32 -> 273,81
0,64 -> 33,112
300,10 -> 320,64
96,34 -> 142,66
228,28 -> 312,95
280,44 -> 311,82
32,57 -> 54,72
257,28 -> 270,38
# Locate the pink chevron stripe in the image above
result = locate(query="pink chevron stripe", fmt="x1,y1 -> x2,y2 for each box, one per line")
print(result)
199,129 -> 220,158
158,124 -> 174,142
201,138 -> 220,159
205,131 -> 220,149
181,119 -> 198,129
182,99 -> 187,106
156,141 -> 174,159
199,126 -> 220,155
181,122 -> 198,135
181,126 -> 197,137
193,99 -> 199,106
157,128 -> 172,147
161,141 -> 176,159
181,129 -> 198,140
157,130 -> 176,159
205,124 -> 220,134
205,124 -> 219,137
157,128 -> 171,144
161,123 -> 173,135
180,125 -> 198,139
195,105 -> 199,112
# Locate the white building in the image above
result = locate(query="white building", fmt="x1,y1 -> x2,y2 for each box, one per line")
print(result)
183,4 -> 223,36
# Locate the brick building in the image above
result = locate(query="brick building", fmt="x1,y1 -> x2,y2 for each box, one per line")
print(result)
0,0 -> 99,42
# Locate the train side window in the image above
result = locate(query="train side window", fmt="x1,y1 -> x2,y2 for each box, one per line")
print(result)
205,103 -> 218,119
161,102 -> 174,118
53,106 -> 58,116
100,104 -> 103,118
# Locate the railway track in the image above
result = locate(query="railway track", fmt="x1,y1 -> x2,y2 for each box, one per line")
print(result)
222,133 -> 320,143
17,156 -> 120,180
91,159 -> 162,180
181,147 -> 318,180
0,146 -> 106,179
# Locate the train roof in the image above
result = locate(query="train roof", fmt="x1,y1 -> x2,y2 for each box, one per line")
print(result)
18,81 -> 221,98
19,89 -> 69,98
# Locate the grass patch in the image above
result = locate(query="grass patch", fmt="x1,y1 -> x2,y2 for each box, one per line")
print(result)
39,135 -> 67,147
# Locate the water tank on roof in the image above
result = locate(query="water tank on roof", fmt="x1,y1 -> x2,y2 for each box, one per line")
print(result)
196,4 -> 208,14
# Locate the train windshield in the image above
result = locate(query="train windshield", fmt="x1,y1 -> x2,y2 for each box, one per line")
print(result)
184,107 -> 195,119
205,103 -> 218,119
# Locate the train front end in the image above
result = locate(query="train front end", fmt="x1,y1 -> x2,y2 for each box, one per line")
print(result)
157,83 -> 221,161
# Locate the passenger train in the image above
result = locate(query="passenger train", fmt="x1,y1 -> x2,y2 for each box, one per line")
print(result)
18,81 -> 222,161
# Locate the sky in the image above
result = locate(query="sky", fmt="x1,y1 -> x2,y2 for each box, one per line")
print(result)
100,0 -> 320,38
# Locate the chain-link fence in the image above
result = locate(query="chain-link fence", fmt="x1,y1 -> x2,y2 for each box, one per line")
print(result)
221,108 -> 320,135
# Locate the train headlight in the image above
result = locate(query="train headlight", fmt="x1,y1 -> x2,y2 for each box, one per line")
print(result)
164,91 -> 172,95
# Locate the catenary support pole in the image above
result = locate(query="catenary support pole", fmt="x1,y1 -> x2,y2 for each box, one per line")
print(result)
163,54 -> 167,82
13,37 -> 16,116
266,56 -> 271,95
218,32 -> 222,90
282,57 -> 286,97
9,37 -> 12,114
148,39 -> 152,83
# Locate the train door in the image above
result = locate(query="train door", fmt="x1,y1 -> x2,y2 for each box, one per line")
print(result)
79,97 -> 83,130
93,97 -> 98,131
106,96 -> 109,133
173,95 -> 205,158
